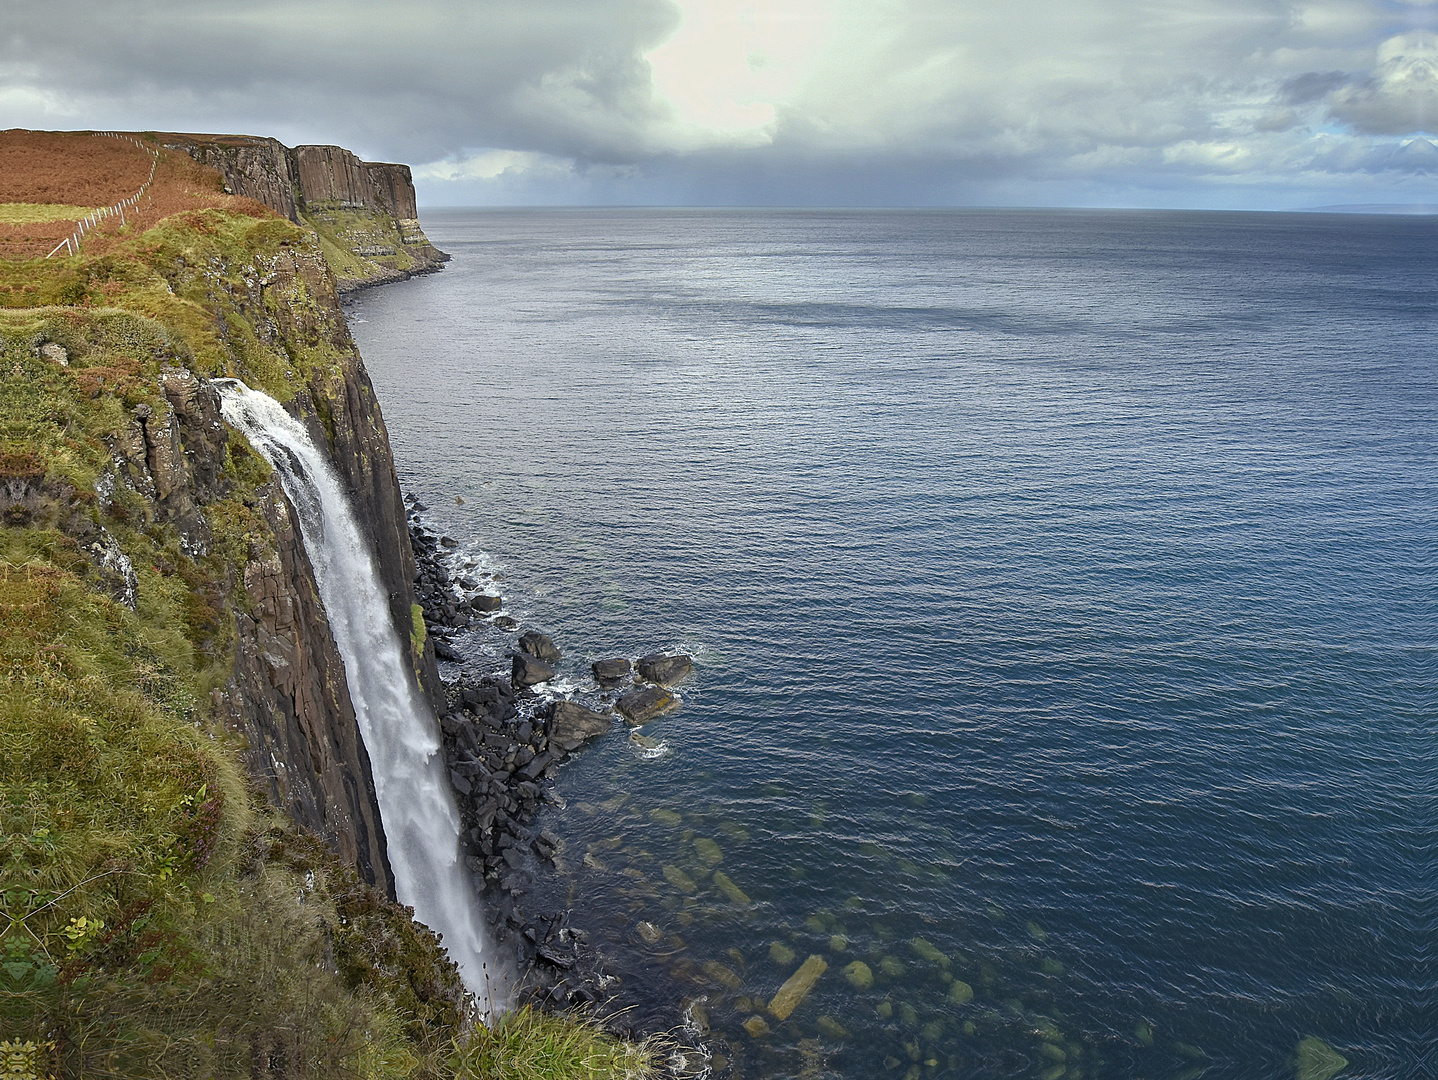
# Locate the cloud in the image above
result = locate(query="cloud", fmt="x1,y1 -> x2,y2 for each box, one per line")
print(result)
1327,32 -> 1438,134
2,0 -> 1436,206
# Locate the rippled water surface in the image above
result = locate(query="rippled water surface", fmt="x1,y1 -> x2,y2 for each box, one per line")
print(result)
348,209 -> 1435,1079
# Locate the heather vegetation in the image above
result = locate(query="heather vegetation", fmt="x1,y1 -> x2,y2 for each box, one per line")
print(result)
1,134 -> 659,1078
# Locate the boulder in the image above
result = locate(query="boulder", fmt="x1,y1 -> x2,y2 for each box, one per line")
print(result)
518,631 -> 561,663
768,954 -> 827,1020
616,685 -> 679,725
512,652 -> 556,688
433,639 -> 462,662
843,961 -> 874,990
471,594 -> 503,612
550,701 -> 612,749
516,752 -> 553,783
592,657 -> 632,683
636,652 -> 694,686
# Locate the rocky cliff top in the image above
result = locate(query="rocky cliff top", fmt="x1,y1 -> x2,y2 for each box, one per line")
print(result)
160,132 -> 449,291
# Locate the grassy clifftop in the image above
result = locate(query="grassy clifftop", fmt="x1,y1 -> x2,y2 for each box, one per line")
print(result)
0,132 -> 657,1079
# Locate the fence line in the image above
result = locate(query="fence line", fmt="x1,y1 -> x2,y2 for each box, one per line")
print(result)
45,132 -> 160,258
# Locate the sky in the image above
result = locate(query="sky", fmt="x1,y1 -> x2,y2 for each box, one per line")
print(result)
3,0 -> 1436,208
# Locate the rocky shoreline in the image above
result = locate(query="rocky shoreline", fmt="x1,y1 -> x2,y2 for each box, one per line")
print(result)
404,499 -> 698,1049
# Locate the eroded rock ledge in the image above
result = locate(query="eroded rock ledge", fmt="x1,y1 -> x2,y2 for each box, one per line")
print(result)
161,133 -> 449,291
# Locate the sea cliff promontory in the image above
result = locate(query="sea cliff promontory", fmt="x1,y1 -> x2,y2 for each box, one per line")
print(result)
0,130 -> 656,1079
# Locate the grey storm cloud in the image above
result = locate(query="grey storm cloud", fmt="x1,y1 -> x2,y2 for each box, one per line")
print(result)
2,0 -> 1436,206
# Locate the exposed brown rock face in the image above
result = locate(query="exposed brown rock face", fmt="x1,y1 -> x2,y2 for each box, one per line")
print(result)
161,133 -> 448,290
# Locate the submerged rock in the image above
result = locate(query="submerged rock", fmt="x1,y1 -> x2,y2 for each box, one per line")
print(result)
703,960 -> 743,990
637,652 -> 694,686
713,871 -> 751,904
617,685 -> 679,724
662,864 -> 698,894
843,960 -> 874,990
910,937 -> 948,966
518,631 -> 561,663
694,837 -> 724,865
769,954 -> 828,1020
649,808 -> 683,826
769,942 -> 796,967
742,1015 -> 770,1038
1294,1037 -> 1348,1080
946,979 -> 974,1005
816,1015 -> 851,1041
636,921 -> 663,945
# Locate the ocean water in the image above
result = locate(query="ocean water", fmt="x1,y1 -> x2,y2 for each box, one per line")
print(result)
347,209 -> 1435,1079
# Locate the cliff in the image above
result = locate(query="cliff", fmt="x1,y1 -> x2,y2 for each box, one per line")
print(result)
160,133 -> 449,291
1,129 -> 663,1079
1,130 -> 444,896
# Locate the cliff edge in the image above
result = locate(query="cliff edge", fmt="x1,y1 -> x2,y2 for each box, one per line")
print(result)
161,133 -> 450,291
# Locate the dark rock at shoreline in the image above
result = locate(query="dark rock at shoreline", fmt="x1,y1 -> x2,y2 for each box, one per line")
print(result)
493,615 -> 518,629
512,652 -> 556,688
591,657 -> 631,684
550,700 -> 613,750
471,594 -> 503,612
518,631 -> 561,663
433,639 -> 462,662
636,652 -> 693,686
616,685 -> 679,725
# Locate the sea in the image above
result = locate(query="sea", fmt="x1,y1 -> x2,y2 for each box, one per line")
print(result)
345,209 -> 1435,1080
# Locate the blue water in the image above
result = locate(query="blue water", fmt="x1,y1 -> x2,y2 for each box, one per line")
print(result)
347,209 -> 1435,1079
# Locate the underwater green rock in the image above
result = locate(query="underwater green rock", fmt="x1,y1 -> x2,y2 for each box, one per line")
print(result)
946,979 -> 974,1005
1041,958 -> 1065,976
1294,1037 -> 1348,1080
743,1015 -> 770,1038
703,960 -> 743,990
879,956 -> 905,977
712,870 -> 750,904
770,941 -> 796,966
1134,1021 -> 1154,1046
694,837 -> 724,864
649,807 -> 683,826
662,864 -> 698,893
816,1015 -> 851,1041
636,920 -> 663,944
876,1000 -> 894,1019
910,936 -> 948,965
1027,921 -> 1048,942
843,960 -> 874,989
829,934 -> 848,952
769,954 -> 828,1020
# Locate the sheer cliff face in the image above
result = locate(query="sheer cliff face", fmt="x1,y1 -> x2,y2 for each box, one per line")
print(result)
162,134 -> 448,291
2,135 -> 445,896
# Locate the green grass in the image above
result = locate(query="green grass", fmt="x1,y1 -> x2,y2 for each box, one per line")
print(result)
450,1007 -> 665,1080
1,201 -> 663,1078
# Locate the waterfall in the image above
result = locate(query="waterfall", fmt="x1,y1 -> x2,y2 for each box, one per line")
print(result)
216,379 -> 503,1015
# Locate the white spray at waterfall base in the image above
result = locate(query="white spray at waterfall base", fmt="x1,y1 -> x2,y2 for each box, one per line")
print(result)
216,379 -> 506,1016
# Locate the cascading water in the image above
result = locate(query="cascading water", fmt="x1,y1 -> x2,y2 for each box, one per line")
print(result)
216,379 -> 504,1015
